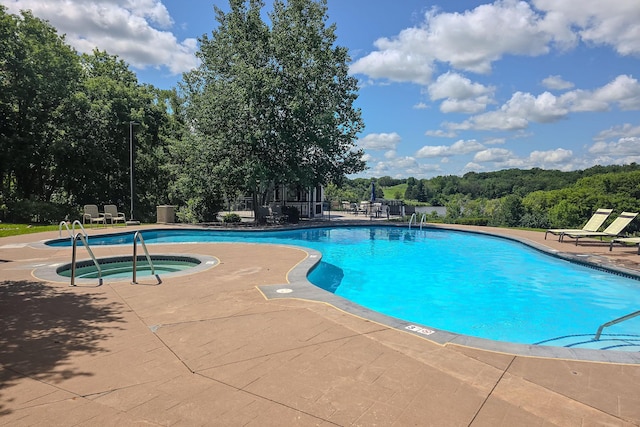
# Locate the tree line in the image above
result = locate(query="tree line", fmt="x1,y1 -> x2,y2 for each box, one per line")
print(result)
334,164 -> 640,233
0,0 -> 364,224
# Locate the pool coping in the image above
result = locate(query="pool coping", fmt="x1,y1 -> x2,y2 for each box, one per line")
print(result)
32,252 -> 219,286
39,223 -> 640,364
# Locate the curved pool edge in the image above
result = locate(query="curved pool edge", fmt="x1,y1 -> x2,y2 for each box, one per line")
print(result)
260,248 -> 640,365
36,224 -> 640,363
35,223 -> 640,281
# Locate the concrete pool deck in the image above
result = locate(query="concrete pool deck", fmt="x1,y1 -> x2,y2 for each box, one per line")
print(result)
1,220 -> 640,425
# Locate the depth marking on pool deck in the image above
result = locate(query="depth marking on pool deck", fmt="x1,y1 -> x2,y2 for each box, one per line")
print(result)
406,325 -> 435,336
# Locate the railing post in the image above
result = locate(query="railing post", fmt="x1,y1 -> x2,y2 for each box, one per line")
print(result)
70,236 -> 78,286
131,231 -> 159,285
132,233 -> 138,284
594,310 -> 640,340
70,233 -> 102,287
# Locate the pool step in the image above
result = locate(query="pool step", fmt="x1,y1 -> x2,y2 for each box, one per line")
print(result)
535,334 -> 640,351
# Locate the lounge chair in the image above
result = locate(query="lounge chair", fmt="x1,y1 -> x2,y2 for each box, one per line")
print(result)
103,204 -> 126,225
83,204 -> 106,227
562,212 -> 638,245
609,237 -> 640,255
545,208 -> 613,240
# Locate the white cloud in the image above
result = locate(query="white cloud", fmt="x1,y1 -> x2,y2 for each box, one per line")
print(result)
358,132 -> 402,150
428,72 -> 493,100
588,137 -> 640,157
471,147 -> 576,171
416,139 -> 485,158
560,75 -> 640,111
446,75 -> 640,132
384,150 -> 397,159
365,156 -> 442,179
413,102 -> 429,109
446,111 -> 529,131
594,123 -> 640,141
3,0 -> 199,74
425,129 -> 457,138
351,0 -> 640,89
533,0 -> 640,55
350,0 -> 555,84
529,148 -> 573,163
473,148 -> 514,163
541,75 -> 574,90
427,72 -> 496,113
463,162 -> 485,173
349,33 -> 436,85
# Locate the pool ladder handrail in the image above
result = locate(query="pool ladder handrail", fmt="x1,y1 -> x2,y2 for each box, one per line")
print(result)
594,309 -> 640,340
132,231 -> 161,285
60,220 -> 87,241
419,213 -> 427,230
408,212 -> 417,229
70,232 -> 102,287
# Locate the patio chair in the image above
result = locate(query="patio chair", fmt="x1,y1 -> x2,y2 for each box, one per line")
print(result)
609,237 -> 640,255
269,205 -> 287,224
83,204 -> 106,227
545,208 -> 613,241
103,204 -> 126,225
562,212 -> 638,245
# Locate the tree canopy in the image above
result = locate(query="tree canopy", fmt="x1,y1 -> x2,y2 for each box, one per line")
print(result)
179,0 -> 365,222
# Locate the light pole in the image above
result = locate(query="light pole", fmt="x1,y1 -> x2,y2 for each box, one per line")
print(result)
128,121 -> 140,225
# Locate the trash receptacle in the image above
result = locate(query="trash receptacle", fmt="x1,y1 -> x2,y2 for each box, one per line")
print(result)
156,205 -> 176,224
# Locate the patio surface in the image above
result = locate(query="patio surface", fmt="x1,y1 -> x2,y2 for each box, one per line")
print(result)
1,217 -> 640,426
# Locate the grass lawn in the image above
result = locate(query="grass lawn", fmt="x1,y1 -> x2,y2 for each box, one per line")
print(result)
382,183 -> 407,200
0,223 -> 60,238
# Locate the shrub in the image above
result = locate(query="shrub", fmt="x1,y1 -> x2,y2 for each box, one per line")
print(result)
282,206 -> 299,224
453,217 -> 489,226
222,213 -> 241,223
6,200 -> 78,224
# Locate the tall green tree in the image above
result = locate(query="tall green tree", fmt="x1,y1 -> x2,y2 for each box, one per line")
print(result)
181,0 -> 365,222
0,8 -> 81,203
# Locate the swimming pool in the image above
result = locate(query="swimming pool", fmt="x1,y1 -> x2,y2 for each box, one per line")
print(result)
47,226 -> 640,351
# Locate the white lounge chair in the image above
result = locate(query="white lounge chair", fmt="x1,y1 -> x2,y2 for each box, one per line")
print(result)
609,237 -> 640,255
562,212 -> 638,245
103,204 -> 126,225
83,204 -> 106,227
545,208 -> 613,241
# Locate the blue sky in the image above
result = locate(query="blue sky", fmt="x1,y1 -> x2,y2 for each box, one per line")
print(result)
3,0 -> 640,179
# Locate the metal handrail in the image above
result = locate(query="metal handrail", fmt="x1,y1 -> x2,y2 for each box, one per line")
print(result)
70,232 -> 102,287
72,219 -> 87,237
419,213 -> 427,230
59,221 -> 71,239
594,310 -> 640,340
408,212 -> 417,229
132,231 -> 160,284
60,220 -> 88,241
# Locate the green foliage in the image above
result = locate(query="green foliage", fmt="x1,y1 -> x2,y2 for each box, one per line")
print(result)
452,217 -> 489,226
222,213 -> 241,223
282,205 -> 299,223
181,0 -> 365,222
5,200 -> 78,224
0,7 -> 179,223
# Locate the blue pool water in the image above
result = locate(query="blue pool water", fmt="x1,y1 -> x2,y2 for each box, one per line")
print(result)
48,226 -> 640,349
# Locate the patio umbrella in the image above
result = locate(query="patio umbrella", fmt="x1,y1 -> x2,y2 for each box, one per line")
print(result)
370,181 -> 376,202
